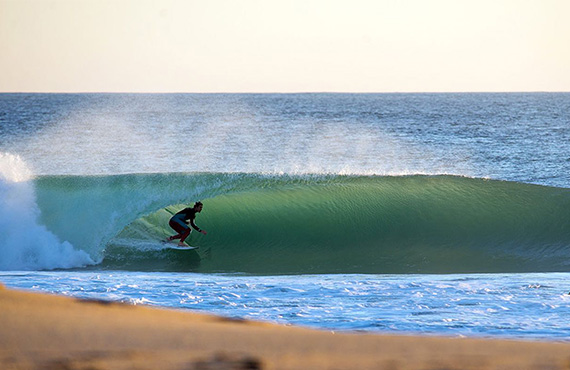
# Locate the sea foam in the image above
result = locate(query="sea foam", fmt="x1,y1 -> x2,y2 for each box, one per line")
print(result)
0,153 -> 94,270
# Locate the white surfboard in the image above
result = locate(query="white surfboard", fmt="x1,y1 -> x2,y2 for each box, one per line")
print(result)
166,245 -> 199,251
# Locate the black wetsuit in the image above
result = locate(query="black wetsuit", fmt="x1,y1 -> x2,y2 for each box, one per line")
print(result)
171,207 -> 203,232
168,207 -> 203,244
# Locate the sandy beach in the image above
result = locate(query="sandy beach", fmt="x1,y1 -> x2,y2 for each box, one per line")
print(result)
1,283 -> 569,370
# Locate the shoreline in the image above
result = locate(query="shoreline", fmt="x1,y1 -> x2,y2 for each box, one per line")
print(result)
1,284 -> 570,369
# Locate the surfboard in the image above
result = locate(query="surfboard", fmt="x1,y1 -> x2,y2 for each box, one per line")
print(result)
160,239 -> 199,250
166,245 -> 199,251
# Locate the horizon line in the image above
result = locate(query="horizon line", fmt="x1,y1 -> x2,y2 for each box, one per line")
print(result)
1,90 -> 569,94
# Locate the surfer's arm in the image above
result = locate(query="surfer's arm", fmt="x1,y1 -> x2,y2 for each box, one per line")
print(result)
189,218 -> 207,234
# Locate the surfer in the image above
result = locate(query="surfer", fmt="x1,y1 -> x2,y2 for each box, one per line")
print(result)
165,202 -> 207,247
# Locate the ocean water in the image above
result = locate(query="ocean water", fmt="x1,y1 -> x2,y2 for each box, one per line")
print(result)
1,93 -> 570,340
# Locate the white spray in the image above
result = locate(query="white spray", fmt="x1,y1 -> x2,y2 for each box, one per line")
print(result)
0,153 -> 94,270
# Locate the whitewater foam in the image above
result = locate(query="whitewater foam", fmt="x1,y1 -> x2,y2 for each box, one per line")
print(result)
0,153 -> 94,270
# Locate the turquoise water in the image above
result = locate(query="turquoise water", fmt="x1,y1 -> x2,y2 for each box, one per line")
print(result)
1,93 -> 570,339
27,173 -> 570,274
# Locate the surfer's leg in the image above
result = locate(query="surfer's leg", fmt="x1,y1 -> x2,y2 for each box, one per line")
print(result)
179,229 -> 191,243
168,220 -> 189,241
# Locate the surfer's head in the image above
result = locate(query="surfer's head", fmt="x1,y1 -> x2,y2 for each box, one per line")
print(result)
194,201 -> 203,212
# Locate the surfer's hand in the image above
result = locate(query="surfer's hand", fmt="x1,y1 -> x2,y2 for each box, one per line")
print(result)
201,230 -> 207,235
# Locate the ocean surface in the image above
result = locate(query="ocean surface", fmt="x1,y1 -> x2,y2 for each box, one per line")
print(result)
1,93 -> 570,340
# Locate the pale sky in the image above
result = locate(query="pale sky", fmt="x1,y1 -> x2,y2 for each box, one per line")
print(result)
1,0 -> 569,92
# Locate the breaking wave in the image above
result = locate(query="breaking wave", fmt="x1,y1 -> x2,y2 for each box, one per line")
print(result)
12,170 -> 570,274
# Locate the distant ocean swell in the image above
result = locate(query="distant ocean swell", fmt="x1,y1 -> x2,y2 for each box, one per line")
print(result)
2,162 -> 569,273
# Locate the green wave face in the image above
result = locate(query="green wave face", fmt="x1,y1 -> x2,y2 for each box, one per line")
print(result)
104,175 -> 570,274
